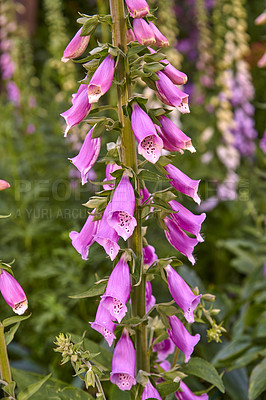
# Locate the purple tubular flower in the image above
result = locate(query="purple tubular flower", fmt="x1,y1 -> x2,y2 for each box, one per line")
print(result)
164,164 -> 201,204
0,180 -> 10,191
94,202 -> 120,261
131,104 -> 163,163
132,18 -> 156,46
142,380 -> 162,400
153,338 -> 175,361
148,48 -> 187,85
127,28 -> 136,44
156,71 -> 190,114
69,127 -> 101,185
69,211 -> 99,260
140,186 -> 151,204
107,175 -> 137,240
169,200 -> 205,242
166,265 -> 201,323
61,84 -> 91,136
90,300 -> 116,347
146,281 -> 156,312
175,381 -> 208,400
167,315 -> 200,363
125,0 -> 149,18
101,255 -> 131,323
157,116 -> 195,153
143,245 -> 157,267
110,329 -> 136,391
0,270 -> 28,315
159,360 -> 171,371
87,55 -> 115,103
164,217 -> 198,265
103,163 -> 121,190
148,21 -> 169,47
61,27 -> 90,62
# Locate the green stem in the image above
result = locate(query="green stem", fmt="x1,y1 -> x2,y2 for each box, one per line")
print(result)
0,323 -> 12,385
109,0 -> 149,377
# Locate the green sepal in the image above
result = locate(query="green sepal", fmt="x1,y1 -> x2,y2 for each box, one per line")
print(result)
69,280 -> 108,299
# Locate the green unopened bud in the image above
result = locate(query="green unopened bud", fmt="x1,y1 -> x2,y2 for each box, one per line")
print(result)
85,369 -> 96,388
211,309 -> 221,315
202,294 -> 215,302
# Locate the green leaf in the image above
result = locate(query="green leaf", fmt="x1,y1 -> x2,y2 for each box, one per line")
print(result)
212,337 -> 251,366
144,52 -> 167,63
157,381 -> 180,396
138,169 -> 168,182
181,357 -> 225,393
2,313 -> 31,328
5,322 -> 20,345
248,358 -> 266,400
91,120 -> 107,138
3,381 -> 16,397
81,18 -> 98,36
143,62 -> 165,73
69,280 -> 107,299
17,373 -> 52,400
151,332 -> 169,347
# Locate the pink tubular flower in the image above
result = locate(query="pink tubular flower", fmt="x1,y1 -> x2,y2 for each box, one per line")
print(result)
0,180 -> 10,191
175,381 -> 208,400
103,163 -> 122,190
169,200 -> 206,242
164,164 -> 201,204
61,27 -> 90,62
107,175 -> 137,241
142,380 -> 162,400
153,338 -> 175,361
255,12 -> 266,26
127,28 -> 136,43
157,116 -> 195,153
165,265 -> 201,323
131,104 -> 163,163
164,217 -> 198,265
0,270 -> 28,315
87,55 -> 115,103
90,300 -> 116,347
94,202 -> 120,261
146,281 -> 156,312
69,127 -> 101,185
132,18 -> 156,46
167,315 -> 200,363
148,21 -> 169,47
143,245 -> 157,267
155,71 -> 190,114
69,211 -> 99,260
125,0 -> 149,18
101,254 -> 131,323
148,48 -> 187,85
110,329 -> 136,391
258,53 -> 266,68
61,84 -> 91,136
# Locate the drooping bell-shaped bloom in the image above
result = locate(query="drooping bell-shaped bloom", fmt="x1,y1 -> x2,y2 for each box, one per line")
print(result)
94,202 -> 120,261
169,200 -> 205,242
69,211 -> 99,260
61,84 -> 91,136
155,71 -> 190,114
90,300 -> 116,347
131,104 -> 163,164
0,270 -> 28,315
125,0 -> 149,18
148,48 -> 187,85
69,127 -> 101,185
164,217 -> 198,265
132,18 -> 156,46
0,180 -> 10,191
142,380 -> 162,400
143,245 -> 157,267
61,27 -> 90,62
107,175 -> 137,241
103,163 -> 122,190
164,164 -> 201,205
167,315 -> 200,363
87,55 -> 115,103
175,381 -> 208,400
157,116 -> 195,153
146,281 -> 156,312
101,255 -> 131,323
148,21 -> 169,47
165,265 -> 201,323
153,337 -> 175,361
110,329 -> 136,391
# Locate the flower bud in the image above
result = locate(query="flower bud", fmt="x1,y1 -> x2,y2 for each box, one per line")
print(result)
0,270 -> 28,315
125,0 -> 149,18
61,27 -> 90,62
132,18 -> 156,46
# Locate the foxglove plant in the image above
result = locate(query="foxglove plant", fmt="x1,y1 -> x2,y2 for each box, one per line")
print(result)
58,1 -> 225,398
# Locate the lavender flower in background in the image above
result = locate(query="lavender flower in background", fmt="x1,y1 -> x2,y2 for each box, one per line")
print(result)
0,269 -> 28,315
87,55 -> 115,103
167,315 -> 200,363
90,300 -> 116,346
69,211 -> 99,260
175,380 -> 208,400
61,27 -> 90,62
110,329 -> 136,391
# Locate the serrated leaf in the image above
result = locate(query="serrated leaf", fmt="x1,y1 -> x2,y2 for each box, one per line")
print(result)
5,322 -> 20,345
2,313 -> 31,328
248,358 -> 266,400
181,357 -> 225,393
69,280 -> 107,299
157,381 -> 180,396
17,373 -> 51,400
